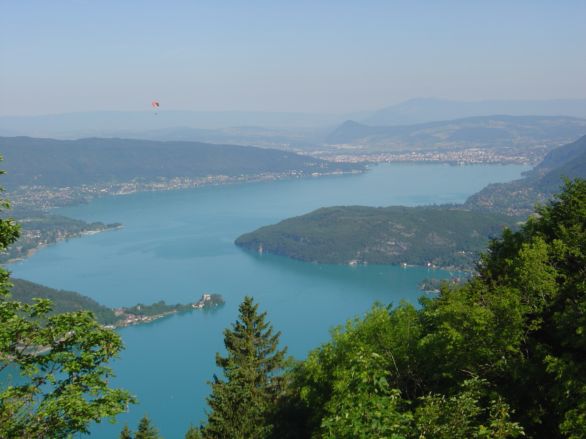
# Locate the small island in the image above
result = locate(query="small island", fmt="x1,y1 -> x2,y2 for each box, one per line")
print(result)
111,293 -> 225,328
10,279 -> 225,329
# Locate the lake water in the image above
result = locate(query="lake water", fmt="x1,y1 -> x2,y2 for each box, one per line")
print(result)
8,163 -> 529,437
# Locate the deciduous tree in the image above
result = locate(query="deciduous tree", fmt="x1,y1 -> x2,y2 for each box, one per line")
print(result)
0,158 -> 135,438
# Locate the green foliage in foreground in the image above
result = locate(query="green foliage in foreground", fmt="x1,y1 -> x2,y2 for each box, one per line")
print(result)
236,205 -> 516,269
0,161 -> 135,437
0,283 -> 136,438
213,179 -> 586,438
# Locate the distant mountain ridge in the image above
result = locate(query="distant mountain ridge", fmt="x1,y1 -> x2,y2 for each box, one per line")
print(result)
0,110 -> 364,138
327,115 -> 586,153
3,98 -> 586,140
104,125 -> 329,150
0,136 -> 361,189
363,98 -> 586,126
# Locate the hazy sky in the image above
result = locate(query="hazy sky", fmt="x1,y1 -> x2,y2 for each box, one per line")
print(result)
1,0 -> 585,116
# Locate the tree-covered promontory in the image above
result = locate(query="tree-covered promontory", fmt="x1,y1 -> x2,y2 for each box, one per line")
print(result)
236,206 -> 516,269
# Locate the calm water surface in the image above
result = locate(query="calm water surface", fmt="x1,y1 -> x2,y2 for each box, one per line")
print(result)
8,163 -> 529,437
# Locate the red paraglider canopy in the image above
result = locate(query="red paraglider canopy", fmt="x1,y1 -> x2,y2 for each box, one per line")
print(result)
151,100 -> 160,108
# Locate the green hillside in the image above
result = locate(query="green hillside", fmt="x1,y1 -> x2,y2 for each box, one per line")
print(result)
10,278 -> 118,325
466,134 -> 586,214
0,136 -> 361,189
236,206 -> 515,268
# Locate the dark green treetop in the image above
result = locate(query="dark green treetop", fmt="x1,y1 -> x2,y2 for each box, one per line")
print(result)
201,296 -> 287,439
120,424 -> 134,439
185,424 -> 203,439
135,415 -> 161,439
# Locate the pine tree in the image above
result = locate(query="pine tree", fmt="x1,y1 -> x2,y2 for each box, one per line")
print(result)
120,424 -> 133,439
135,415 -> 160,439
185,424 -> 202,438
202,296 -> 287,439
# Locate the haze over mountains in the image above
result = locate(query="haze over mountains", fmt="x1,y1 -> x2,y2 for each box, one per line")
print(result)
363,98 -> 586,126
0,111 -> 355,139
327,115 -> 586,152
2,98 -> 586,142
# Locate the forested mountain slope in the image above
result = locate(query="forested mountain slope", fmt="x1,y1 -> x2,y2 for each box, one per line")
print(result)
236,206 -> 515,268
466,134 -> 586,214
10,278 -> 118,325
0,136 -> 361,189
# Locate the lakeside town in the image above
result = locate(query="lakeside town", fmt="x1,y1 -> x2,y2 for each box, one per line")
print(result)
8,169 -> 362,213
306,146 -> 549,165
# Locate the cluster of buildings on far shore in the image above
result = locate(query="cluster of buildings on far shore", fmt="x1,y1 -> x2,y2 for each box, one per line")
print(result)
310,147 -> 545,165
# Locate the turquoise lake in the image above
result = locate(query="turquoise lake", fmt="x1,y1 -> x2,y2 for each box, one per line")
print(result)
8,163 -> 530,437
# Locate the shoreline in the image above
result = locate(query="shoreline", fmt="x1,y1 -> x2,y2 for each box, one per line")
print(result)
5,170 -> 364,266
9,169 -> 366,214
5,224 -> 123,265
241,247 -> 477,274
